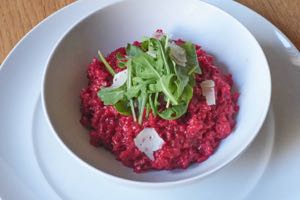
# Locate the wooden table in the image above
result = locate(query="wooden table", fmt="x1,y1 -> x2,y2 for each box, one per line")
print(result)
1,0 -> 299,63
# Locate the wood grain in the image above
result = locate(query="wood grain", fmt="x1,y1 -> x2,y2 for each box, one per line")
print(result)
0,0 -> 300,63
0,0 -> 74,63
239,0 -> 300,50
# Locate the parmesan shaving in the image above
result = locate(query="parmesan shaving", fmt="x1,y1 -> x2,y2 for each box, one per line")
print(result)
169,42 -> 187,67
201,80 -> 216,105
205,88 -> 216,105
200,80 -> 215,88
134,128 -> 165,161
108,69 -> 128,89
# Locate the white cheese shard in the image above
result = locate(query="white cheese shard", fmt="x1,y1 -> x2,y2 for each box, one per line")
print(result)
200,80 -> 215,88
201,80 -> 216,105
169,42 -> 187,67
134,128 -> 165,161
108,69 -> 128,89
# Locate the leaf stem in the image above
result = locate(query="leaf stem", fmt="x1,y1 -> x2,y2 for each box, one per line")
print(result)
145,103 -> 150,118
159,78 -> 178,105
157,40 -> 170,74
138,94 -> 147,124
164,34 -> 169,49
127,59 -> 132,88
166,99 -> 170,108
126,60 -> 137,122
98,50 -> 116,76
143,56 -> 178,105
130,100 -> 137,122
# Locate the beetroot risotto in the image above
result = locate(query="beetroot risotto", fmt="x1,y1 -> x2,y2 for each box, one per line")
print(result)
80,30 -> 239,172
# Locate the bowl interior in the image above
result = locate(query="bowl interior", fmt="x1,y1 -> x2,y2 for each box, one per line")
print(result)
43,0 -> 270,183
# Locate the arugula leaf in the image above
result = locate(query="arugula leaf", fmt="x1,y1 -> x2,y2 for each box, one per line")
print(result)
118,61 -> 127,68
127,79 -> 154,98
174,66 -> 189,99
181,42 -> 201,74
116,52 -> 127,69
150,38 -> 171,74
158,83 -> 192,120
159,35 -> 168,50
125,85 -> 142,99
149,94 -> 156,116
148,82 -> 162,93
126,44 -> 144,57
154,92 -> 160,109
133,52 -> 163,78
181,84 -> 193,102
147,39 -> 158,58
129,100 -> 137,122
98,86 -> 125,105
114,99 -> 131,115
132,56 -> 159,79
116,52 -> 124,60
149,93 -> 159,117
133,50 -> 179,106
140,39 -> 149,52
159,74 -> 178,105
97,32 -> 202,124
158,103 -> 188,120
132,77 -> 143,85
146,103 -> 150,118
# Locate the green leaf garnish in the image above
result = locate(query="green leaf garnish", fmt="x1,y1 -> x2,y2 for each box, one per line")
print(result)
126,44 -> 144,57
98,50 -> 116,76
98,86 -> 125,105
181,42 -> 202,74
114,99 -> 131,116
138,89 -> 147,124
116,52 -> 127,69
158,103 -> 188,120
97,31 -> 202,124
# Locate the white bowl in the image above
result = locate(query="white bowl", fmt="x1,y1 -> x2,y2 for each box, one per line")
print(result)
42,0 -> 271,186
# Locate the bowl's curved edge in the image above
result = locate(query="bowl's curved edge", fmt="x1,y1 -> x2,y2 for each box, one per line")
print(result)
41,0 -> 271,188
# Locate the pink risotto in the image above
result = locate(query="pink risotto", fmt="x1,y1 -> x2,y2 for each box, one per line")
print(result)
80,33 -> 239,172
